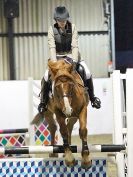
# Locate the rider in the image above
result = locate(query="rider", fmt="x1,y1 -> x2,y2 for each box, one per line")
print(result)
38,6 -> 101,113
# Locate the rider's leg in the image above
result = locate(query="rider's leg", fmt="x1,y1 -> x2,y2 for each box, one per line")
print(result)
85,76 -> 101,109
38,70 -> 50,113
77,60 -> 101,109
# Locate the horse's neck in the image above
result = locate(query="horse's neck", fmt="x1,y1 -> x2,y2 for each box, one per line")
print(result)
51,81 -> 55,95
68,76 -> 85,101
72,71 -> 84,86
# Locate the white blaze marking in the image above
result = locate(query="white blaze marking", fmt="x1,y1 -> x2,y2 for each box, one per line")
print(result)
62,84 -> 72,115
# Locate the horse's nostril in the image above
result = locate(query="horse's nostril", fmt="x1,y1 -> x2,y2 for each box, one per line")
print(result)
62,108 -> 65,114
62,107 -> 73,116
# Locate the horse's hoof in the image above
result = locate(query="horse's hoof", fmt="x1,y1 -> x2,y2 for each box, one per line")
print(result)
65,158 -> 76,167
81,160 -> 92,169
49,153 -> 58,158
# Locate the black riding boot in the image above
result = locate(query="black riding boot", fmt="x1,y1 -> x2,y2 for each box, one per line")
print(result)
85,77 -> 101,109
76,63 -> 101,108
38,77 -> 50,113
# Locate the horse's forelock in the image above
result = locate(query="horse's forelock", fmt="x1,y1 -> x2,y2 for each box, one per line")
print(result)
48,60 -> 72,72
54,70 -> 75,82
48,60 -> 73,81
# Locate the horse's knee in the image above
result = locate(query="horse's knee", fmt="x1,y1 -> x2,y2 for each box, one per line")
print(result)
79,128 -> 87,139
60,129 -> 68,139
48,123 -> 57,132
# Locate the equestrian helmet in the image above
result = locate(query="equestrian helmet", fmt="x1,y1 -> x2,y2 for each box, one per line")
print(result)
54,6 -> 69,21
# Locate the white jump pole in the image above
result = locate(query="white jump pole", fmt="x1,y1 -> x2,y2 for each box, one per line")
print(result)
126,69 -> 133,177
0,144 -> 126,155
112,70 -> 125,177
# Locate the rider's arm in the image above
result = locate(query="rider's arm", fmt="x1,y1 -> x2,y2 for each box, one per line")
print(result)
71,24 -> 79,62
48,26 -> 57,60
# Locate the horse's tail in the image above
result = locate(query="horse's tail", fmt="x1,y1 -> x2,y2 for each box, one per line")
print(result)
30,113 -> 44,125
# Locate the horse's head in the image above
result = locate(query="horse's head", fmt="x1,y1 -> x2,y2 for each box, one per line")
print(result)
48,59 -> 75,116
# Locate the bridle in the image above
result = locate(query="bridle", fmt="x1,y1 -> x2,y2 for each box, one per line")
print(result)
54,77 -> 74,101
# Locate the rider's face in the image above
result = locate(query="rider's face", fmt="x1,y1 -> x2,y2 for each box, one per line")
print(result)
57,20 -> 67,29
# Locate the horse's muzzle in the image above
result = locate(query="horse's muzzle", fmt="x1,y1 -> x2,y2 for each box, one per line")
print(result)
63,107 -> 73,117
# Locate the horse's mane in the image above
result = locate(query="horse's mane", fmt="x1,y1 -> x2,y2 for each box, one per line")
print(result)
48,59 -> 71,70
48,59 -> 75,82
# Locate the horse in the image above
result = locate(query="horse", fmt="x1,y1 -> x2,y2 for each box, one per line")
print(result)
32,59 -> 91,169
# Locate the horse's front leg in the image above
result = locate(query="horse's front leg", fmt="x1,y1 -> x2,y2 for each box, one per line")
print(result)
79,106 -> 92,169
67,117 -> 77,144
55,112 -> 75,167
44,111 -> 58,157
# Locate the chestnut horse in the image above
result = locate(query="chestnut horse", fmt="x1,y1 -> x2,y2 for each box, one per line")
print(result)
32,59 -> 91,169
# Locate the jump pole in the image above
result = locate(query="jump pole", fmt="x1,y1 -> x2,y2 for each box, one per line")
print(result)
0,128 -> 28,134
0,144 -> 126,155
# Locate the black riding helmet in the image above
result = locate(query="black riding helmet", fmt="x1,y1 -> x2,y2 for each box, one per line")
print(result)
54,6 -> 69,21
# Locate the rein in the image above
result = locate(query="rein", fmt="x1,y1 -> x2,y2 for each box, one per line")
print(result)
77,82 -> 85,88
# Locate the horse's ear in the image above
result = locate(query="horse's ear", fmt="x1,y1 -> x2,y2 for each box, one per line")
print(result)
48,59 -> 56,66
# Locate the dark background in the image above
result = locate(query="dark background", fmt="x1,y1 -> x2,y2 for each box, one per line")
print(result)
114,0 -> 133,73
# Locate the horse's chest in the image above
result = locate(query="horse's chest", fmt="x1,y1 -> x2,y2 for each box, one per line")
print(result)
71,104 -> 82,116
